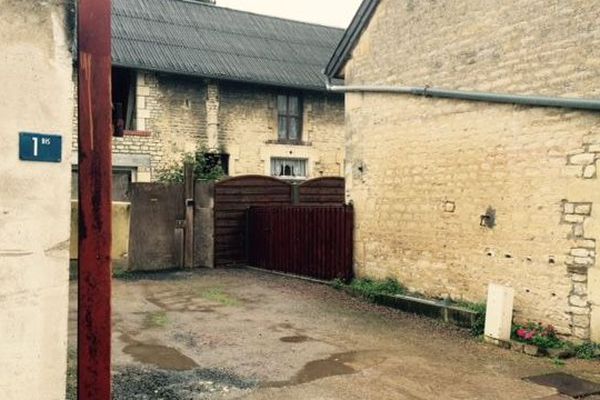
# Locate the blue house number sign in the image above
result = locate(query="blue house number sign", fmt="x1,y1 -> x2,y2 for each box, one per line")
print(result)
19,132 -> 62,163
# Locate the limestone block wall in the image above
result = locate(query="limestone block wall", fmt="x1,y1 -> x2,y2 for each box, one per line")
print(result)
219,81 -> 345,178
343,0 -> 600,339
72,74 -> 345,181
72,71 -> 208,180
0,0 -> 74,398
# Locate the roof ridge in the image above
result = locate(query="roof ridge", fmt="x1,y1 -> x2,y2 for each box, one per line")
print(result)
167,0 -> 345,31
114,12 -> 341,49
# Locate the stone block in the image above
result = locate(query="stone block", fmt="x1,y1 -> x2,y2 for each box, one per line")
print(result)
571,248 -> 591,258
569,153 -> 596,165
572,224 -> 585,237
565,214 -> 585,224
574,257 -> 594,266
572,273 -> 588,283
572,326 -> 591,339
524,344 -> 542,356
575,204 -> 592,215
572,314 -> 590,328
584,165 -> 597,178
570,295 -> 589,308
564,202 -> 575,214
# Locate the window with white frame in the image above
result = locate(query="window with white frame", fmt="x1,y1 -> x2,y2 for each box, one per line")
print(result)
271,158 -> 308,180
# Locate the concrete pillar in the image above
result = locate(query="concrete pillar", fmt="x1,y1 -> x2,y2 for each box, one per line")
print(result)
0,2 -> 74,399
484,284 -> 515,343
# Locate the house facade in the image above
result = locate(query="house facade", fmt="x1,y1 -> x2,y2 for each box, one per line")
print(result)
1,1 -> 75,397
71,0 -> 346,202
326,0 -> 600,340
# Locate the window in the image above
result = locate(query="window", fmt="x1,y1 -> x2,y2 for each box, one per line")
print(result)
271,158 -> 307,180
112,67 -> 136,135
203,153 -> 230,176
71,167 -> 136,201
277,94 -> 302,142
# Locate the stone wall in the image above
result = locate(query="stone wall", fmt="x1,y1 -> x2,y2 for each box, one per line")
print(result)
0,0 -> 74,397
343,0 -> 600,340
72,74 -> 345,181
214,81 -> 345,178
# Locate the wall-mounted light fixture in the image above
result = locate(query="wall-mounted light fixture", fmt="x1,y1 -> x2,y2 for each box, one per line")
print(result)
480,206 -> 496,228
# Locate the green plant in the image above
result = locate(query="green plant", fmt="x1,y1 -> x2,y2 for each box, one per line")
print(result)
156,147 -> 225,183
199,288 -> 239,306
454,301 -> 486,337
513,322 -> 564,349
144,311 -> 169,328
574,342 -> 600,360
348,278 -> 406,301
552,358 -> 565,367
331,279 -> 345,290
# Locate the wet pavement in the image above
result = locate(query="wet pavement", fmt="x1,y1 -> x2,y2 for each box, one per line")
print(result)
67,268 -> 600,399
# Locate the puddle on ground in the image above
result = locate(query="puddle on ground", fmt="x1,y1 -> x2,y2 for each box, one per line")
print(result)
280,335 -> 311,343
121,334 -> 198,371
262,350 -> 385,388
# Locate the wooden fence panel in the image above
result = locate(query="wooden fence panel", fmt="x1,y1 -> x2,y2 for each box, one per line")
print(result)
298,177 -> 345,205
248,206 -> 354,281
214,176 -> 292,265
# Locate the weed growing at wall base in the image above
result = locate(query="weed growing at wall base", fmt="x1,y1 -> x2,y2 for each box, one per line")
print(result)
454,301 -> 486,336
348,278 -> 407,300
157,147 -> 225,183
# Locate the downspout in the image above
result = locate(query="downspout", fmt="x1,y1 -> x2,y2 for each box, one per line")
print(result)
325,78 -> 600,112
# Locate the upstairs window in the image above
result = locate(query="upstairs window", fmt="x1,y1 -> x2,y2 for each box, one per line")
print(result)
271,157 -> 307,180
112,67 -> 136,135
277,94 -> 302,142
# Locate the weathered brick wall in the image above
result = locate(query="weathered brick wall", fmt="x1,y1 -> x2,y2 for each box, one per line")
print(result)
219,81 -> 345,178
344,0 -> 600,339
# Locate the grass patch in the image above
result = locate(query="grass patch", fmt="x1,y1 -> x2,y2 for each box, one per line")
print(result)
199,288 -> 240,307
144,311 -> 169,328
347,278 -> 407,300
453,301 -> 486,336
66,347 -> 77,400
574,342 -> 600,360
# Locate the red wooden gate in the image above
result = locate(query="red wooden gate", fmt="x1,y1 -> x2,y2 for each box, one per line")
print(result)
214,176 -> 345,266
247,205 -> 354,281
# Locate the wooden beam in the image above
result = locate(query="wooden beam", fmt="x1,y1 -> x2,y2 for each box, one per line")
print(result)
77,0 -> 113,398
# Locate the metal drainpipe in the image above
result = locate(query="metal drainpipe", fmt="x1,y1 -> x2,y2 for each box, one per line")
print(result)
325,79 -> 600,112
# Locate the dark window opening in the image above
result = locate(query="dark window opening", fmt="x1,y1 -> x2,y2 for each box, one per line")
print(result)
277,94 -> 302,142
203,153 -> 230,176
72,167 -> 134,202
112,67 -> 136,135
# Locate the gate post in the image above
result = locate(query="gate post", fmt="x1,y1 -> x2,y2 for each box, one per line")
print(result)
291,183 -> 300,204
77,0 -> 112,398
184,162 -> 195,268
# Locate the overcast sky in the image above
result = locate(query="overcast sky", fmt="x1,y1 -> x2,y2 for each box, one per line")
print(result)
216,0 -> 363,28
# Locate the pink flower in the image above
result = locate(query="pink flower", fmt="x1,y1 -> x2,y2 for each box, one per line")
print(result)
517,329 -> 527,338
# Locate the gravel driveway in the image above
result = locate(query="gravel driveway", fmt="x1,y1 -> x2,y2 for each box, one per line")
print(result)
67,268 -> 600,399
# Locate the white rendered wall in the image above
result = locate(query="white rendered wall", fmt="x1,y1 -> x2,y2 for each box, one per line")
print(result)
0,1 -> 74,398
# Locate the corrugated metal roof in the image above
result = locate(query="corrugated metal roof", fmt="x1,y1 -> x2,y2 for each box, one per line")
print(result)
112,0 -> 344,91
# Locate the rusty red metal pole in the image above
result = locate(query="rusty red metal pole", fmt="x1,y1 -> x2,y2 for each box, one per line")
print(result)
77,0 -> 113,398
